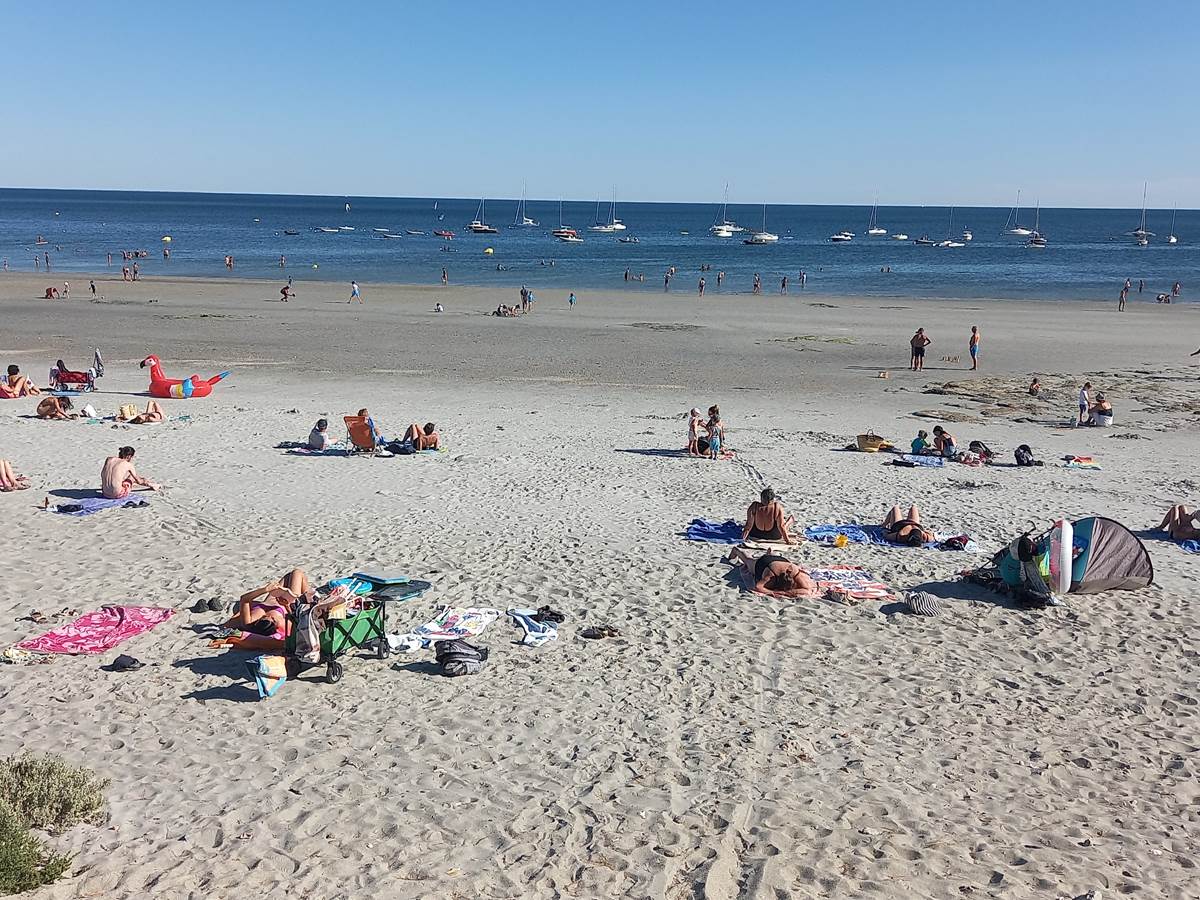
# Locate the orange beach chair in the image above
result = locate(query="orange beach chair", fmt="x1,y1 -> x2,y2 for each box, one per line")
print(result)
344,416 -> 379,453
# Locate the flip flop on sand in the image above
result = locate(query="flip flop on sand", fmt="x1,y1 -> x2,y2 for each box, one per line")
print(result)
581,625 -> 620,640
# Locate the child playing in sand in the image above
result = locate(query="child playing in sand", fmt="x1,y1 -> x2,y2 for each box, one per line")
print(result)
911,429 -> 930,454
706,406 -> 725,460
687,408 -> 703,456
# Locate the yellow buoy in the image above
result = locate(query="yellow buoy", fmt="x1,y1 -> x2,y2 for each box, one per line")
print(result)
161,235 -> 172,242
484,247 -> 494,255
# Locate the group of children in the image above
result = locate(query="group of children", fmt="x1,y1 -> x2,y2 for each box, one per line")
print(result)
686,405 -> 726,459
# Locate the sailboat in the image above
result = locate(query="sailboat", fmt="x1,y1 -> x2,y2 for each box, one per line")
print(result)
937,207 -> 965,248
467,199 -> 498,234
1026,201 -> 1047,248
1130,182 -> 1154,244
512,182 -> 538,227
588,189 -> 626,232
743,205 -> 779,244
867,198 -> 887,235
345,202 -> 351,213
552,199 -> 580,241
1003,190 -> 1032,236
1166,205 -> 1178,244
710,184 -> 744,235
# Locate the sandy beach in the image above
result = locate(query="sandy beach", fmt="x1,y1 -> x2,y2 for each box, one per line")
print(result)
1,272 -> 1198,899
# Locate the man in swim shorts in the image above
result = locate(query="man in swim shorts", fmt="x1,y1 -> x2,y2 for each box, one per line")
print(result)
969,326 -> 980,370
910,328 -> 931,371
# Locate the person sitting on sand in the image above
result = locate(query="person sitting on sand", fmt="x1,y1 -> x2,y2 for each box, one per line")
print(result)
687,407 -> 703,456
931,425 -> 957,457
0,459 -> 30,492
911,429 -> 930,454
728,546 -> 819,598
742,488 -> 797,544
882,504 -> 936,546
119,400 -> 165,424
1159,505 -> 1200,541
1088,392 -> 1113,425
1028,378 -> 1041,396
36,396 -> 76,420
308,418 -> 332,451
3,365 -> 40,397
706,405 -> 725,460
357,408 -> 386,445
401,422 -> 440,451
101,446 -> 161,499
221,568 -> 313,645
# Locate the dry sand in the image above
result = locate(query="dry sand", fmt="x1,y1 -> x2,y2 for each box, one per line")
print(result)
1,273 -> 1198,899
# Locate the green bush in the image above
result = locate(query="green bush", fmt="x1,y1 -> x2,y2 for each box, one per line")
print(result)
0,754 -> 108,895
0,802 -> 70,894
0,754 -> 108,834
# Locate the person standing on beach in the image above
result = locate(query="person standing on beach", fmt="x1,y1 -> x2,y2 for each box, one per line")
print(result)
45,251 -> 51,271
1077,382 -> 1092,426
279,255 -> 286,268
349,281 -> 362,304
910,328 -> 931,371
90,280 -> 96,299
568,292 -> 576,308
780,275 -> 788,295
800,270 -> 807,289
1124,278 -> 1132,295
1173,281 -> 1182,297
698,277 -> 706,297
664,271 -> 672,291
968,326 -> 980,370
624,268 -> 630,282
441,267 -> 448,286
1118,285 -> 1127,312
131,262 -> 139,280
1138,279 -> 1144,294
717,271 -> 724,288
752,273 -> 761,295
106,252 -> 112,267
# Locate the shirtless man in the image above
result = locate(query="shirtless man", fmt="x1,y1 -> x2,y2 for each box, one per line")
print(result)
742,487 -> 797,544
728,546 -> 819,598
402,422 -> 440,450
910,328 -> 931,371
4,365 -> 40,396
101,446 -> 161,499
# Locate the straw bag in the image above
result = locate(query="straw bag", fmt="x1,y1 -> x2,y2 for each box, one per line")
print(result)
856,431 -> 892,453
119,404 -> 138,420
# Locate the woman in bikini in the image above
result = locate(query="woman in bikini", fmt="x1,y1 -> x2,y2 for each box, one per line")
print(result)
36,396 -> 76,420
742,488 -> 797,544
1159,505 -> 1200,541
219,568 -> 314,650
728,546 -> 819,598
882,504 -> 936,547
402,422 -> 440,450
2,365 -> 40,397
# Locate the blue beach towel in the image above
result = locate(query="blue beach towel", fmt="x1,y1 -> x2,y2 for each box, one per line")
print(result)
685,518 -> 743,544
901,454 -> 945,468
53,496 -> 150,516
1181,540 -> 1200,554
804,524 -> 888,545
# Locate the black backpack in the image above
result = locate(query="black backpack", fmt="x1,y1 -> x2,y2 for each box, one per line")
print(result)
1014,444 -> 1041,467
434,639 -> 489,677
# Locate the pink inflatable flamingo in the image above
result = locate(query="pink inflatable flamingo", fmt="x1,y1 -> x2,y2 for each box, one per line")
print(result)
140,355 -> 229,399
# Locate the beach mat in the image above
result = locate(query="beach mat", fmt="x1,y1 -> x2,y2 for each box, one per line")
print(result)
54,495 -> 150,516
806,566 -> 894,601
805,523 -> 978,552
685,518 -> 743,544
17,605 -> 174,655
388,605 -> 501,651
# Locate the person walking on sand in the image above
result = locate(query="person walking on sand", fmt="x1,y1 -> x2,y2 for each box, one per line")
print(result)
910,328 -> 931,371
698,277 -> 706,297
89,279 -> 96,299
568,292 -> 577,308
752,273 -> 761,295
1118,285 -> 1127,312
968,326 -> 980,370
1077,381 -> 1092,427
349,281 -> 362,304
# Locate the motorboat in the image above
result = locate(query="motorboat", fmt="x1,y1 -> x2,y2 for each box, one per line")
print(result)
434,230 -> 454,239
711,224 -> 735,238
512,182 -> 539,226
618,236 -> 640,243
283,230 -> 299,236
891,233 -> 909,241
961,229 -> 973,241
830,230 -> 854,242
406,229 -> 426,235
317,227 -> 340,233
552,227 -> 578,239
866,198 -> 887,235
937,239 -> 965,248
373,228 -> 390,233
381,233 -> 403,240
913,235 -> 936,246
558,234 -> 584,243
338,226 -> 355,232
467,198 -> 499,234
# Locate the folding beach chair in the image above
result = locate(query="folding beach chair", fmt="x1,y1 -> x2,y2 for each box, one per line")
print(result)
344,415 -> 378,453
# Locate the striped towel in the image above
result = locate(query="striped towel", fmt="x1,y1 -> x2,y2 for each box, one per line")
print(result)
904,591 -> 942,616
807,566 -> 894,601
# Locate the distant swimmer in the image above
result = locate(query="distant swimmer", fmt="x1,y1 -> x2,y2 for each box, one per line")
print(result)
441,267 -> 448,286
717,271 -> 724,287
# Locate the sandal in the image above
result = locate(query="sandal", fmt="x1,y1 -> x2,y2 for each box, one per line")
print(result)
581,625 -> 620,639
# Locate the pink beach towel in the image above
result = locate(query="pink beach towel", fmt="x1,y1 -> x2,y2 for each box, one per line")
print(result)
16,605 -> 175,655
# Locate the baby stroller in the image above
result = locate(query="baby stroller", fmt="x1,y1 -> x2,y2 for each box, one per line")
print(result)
49,349 -> 104,393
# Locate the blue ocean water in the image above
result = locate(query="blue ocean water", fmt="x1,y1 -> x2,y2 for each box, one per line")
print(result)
1,188 -> 1195,301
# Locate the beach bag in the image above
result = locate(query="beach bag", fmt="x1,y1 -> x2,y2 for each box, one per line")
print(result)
1014,444 -> 1042,467
435,639 -> 488,677
968,440 -> 994,461
293,599 -> 323,664
118,404 -> 138,420
856,431 -> 892,453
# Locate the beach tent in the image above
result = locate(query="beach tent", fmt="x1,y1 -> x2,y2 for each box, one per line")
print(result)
1066,516 -> 1153,593
996,516 -> 1152,595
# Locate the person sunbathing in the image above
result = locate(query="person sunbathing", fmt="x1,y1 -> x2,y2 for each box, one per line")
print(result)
728,546 -> 818,598
742,488 -> 797,543
402,422 -> 440,450
0,459 -> 30,492
101,446 -> 161,498
1158,505 -> 1200,542
120,400 -> 164,424
221,568 -> 313,646
882,504 -> 936,546
4,365 -> 40,397
357,408 -> 386,445
36,396 -> 76,420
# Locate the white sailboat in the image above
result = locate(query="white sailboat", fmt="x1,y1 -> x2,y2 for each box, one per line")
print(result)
710,183 -> 744,234
743,205 -> 779,244
1166,205 -> 1178,244
867,198 -> 887,235
552,199 -> 579,240
937,208 -> 965,248
1004,190 -> 1033,236
1026,201 -> 1047,248
1130,182 -> 1154,243
512,182 -> 538,227
588,189 -> 626,232
467,198 -> 499,234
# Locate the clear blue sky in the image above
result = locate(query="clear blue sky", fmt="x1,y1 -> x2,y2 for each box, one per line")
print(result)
3,1 -> 1197,207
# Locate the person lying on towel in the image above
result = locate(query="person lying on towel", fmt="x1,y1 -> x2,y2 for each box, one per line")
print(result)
882,504 -> 936,547
219,568 -> 314,650
741,487 -> 797,544
1159,505 -> 1200,542
728,547 -> 819,598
